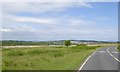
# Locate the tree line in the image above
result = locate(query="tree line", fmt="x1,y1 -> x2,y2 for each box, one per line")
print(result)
1,40 -> 72,46
1,40 -> 54,46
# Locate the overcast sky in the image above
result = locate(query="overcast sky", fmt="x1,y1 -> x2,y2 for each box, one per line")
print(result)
1,2 -> 118,41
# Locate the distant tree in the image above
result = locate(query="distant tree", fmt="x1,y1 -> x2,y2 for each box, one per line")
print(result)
64,40 -> 71,47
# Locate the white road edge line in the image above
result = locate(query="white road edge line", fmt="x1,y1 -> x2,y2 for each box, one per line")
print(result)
115,47 -> 118,52
107,48 -> 120,62
78,50 -> 97,72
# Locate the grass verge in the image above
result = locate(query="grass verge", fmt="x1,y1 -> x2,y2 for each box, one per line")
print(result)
2,45 -> 100,70
117,43 -> 120,51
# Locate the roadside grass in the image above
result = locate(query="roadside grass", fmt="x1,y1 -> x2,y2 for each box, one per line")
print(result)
0,50 -> 2,71
2,45 -> 100,70
118,45 -> 120,51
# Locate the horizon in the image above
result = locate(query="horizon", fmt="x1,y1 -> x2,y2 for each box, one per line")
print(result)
1,39 -> 118,42
1,2 -> 118,41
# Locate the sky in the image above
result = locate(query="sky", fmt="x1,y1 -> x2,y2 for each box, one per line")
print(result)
1,2 -> 118,41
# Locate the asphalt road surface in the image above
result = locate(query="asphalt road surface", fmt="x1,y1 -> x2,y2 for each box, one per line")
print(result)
78,46 -> 119,71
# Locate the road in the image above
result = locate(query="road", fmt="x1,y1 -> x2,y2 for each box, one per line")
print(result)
78,46 -> 119,71
2,45 -> 76,49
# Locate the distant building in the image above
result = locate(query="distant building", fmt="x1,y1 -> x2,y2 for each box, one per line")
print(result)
71,41 -> 97,44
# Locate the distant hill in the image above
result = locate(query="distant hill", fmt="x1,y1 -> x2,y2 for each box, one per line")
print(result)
1,40 -> 116,46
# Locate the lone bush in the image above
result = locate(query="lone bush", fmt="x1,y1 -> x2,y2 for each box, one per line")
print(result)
64,40 -> 71,47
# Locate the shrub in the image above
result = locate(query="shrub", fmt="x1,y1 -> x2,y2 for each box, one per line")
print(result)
28,50 -> 49,55
48,50 -> 65,57
28,50 -> 41,55
64,40 -> 71,47
53,52 -> 64,57
7,50 -> 26,56
25,64 -> 28,67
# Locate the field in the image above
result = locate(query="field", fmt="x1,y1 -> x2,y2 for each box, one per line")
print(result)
2,45 -> 100,70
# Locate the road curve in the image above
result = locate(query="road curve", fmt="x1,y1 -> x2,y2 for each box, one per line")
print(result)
78,46 -> 119,71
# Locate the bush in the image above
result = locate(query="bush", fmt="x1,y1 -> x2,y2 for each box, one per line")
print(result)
64,40 -> 71,47
28,50 -> 49,55
48,50 -> 65,57
72,44 -> 97,50
7,51 -> 26,56
53,52 -> 64,57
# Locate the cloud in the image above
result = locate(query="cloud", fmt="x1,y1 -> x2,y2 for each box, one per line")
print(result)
12,25 -> 34,32
2,2 -> 92,14
0,28 -> 13,32
67,18 -> 95,26
13,16 -> 56,24
2,27 -> 117,41
1,2 -> 117,41
2,14 -> 97,35
10,15 -> 95,27
1,25 -> 35,33
2,0 -> 119,2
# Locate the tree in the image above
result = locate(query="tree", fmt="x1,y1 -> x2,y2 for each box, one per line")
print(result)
64,40 -> 71,47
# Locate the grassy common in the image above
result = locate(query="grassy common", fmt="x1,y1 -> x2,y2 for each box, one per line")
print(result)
2,45 -> 100,70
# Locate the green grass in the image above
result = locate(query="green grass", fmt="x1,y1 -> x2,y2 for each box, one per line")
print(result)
2,45 -> 100,70
0,50 -> 2,71
118,45 -> 120,51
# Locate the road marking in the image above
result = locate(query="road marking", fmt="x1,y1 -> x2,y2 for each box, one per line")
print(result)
99,51 -> 105,53
107,48 -> 120,63
115,47 -> 118,52
111,52 -> 118,54
78,50 -> 97,72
